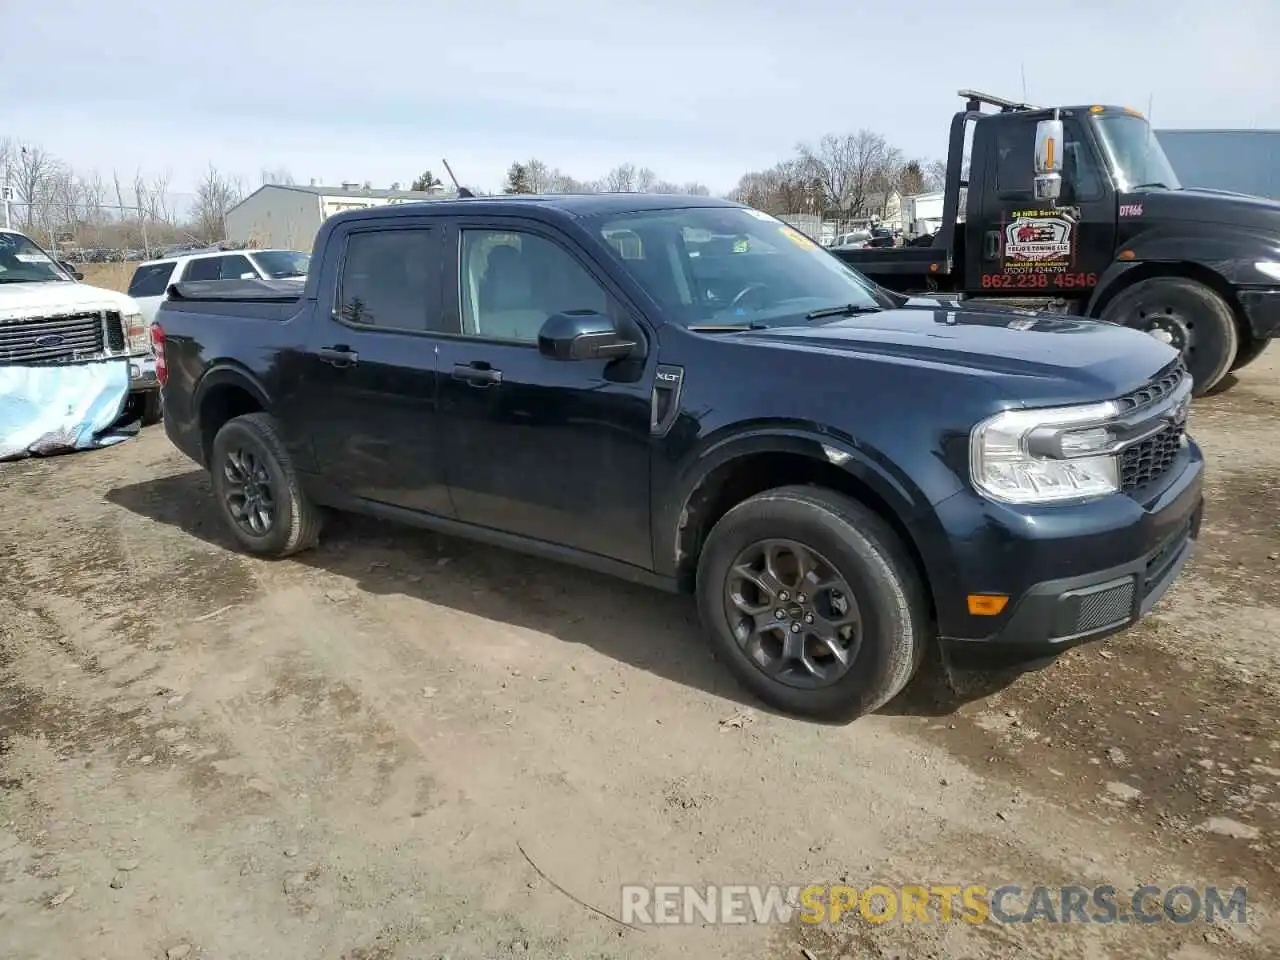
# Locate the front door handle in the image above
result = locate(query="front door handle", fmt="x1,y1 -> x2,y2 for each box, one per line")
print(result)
983,230 -> 1001,261
318,345 -> 359,368
452,361 -> 503,387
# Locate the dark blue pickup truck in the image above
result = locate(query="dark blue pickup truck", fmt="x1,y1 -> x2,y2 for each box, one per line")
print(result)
153,194 -> 1204,720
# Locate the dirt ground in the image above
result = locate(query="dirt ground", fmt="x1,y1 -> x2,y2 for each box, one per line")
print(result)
2,353 -> 1278,960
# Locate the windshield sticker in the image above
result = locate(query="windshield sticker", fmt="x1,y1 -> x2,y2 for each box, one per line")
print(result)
14,252 -> 53,264
778,226 -> 817,249
1119,202 -> 1143,217
743,208 -> 777,221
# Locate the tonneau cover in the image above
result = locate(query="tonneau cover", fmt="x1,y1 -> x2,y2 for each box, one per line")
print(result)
167,277 -> 305,302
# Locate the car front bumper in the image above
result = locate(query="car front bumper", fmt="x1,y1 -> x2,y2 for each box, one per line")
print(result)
1239,287 -> 1280,341
933,440 -> 1205,657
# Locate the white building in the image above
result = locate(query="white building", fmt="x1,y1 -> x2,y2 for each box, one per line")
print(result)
224,182 -> 454,251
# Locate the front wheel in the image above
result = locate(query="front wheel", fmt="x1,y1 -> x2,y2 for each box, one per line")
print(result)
1099,277 -> 1238,396
209,412 -> 323,557
696,485 -> 929,722
140,390 -> 163,426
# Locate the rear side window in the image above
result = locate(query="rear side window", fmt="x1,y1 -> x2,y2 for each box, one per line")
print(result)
336,229 -> 439,332
218,254 -> 256,280
127,262 -> 175,297
995,122 -> 1037,196
183,256 -> 223,281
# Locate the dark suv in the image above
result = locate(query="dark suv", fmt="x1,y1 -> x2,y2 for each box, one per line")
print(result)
151,195 -> 1204,720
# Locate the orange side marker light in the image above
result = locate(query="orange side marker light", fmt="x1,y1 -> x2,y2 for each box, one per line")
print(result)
968,594 -> 1010,616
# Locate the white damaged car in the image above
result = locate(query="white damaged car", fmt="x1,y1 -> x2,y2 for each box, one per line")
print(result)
0,228 -> 161,424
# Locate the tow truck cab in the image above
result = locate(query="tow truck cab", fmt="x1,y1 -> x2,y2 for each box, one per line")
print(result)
834,90 -> 1280,395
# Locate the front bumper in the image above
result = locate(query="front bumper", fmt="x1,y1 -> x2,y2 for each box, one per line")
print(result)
127,354 -> 159,392
934,440 -> 1204,654
1238,287 -> 1280,341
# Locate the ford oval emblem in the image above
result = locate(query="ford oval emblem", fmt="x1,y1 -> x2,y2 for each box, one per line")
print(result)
34,334 -> 65,348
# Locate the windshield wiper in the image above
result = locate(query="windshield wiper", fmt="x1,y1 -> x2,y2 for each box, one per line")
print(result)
804,303 -> 883,320
687,322 -> 768,332
1131,182 -> 1171,190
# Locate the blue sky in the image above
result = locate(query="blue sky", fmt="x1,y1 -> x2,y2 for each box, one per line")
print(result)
5,0 -> 1279,196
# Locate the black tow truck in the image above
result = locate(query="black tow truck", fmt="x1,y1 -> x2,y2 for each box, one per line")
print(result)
834,90 -> 1280,395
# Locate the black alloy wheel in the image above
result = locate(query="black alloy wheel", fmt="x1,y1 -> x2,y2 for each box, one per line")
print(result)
221,445 -> 276,538
724,538 -> 862,689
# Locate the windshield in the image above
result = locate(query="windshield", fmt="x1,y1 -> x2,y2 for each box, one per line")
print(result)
592,207 -> 881,327
1094,115 -> 1182,191
252,250 -> 310,279
0,232 -> 68,284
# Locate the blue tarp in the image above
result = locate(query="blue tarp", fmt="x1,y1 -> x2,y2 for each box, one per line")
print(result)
0,360 -> 139,462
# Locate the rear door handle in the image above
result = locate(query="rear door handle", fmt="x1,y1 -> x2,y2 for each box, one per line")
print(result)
452,362 -> 502,387
318,345 -> 359,367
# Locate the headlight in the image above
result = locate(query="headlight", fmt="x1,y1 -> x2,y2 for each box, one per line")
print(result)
1255,262 -> 1280,283
123,311 -> 148,353
970,401 -> 1121,504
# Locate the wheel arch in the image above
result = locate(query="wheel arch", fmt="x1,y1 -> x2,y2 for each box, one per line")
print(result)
194,364 -> 271,464
665,431 -> 943,622
1088,260 -> 1252,351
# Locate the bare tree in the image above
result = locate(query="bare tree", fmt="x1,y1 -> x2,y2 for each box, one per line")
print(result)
924,159 -> 947,192
603,163 -> 637,193
150,170 -> 173,224
798,130 -> 902,218
12,144 -> 62,230
260,166 -> 296,186
193,164 -> 244,242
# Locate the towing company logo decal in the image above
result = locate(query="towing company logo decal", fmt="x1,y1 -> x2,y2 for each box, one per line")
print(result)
1004,212 -> 1073,267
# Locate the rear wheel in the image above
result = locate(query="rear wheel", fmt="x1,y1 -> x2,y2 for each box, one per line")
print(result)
1099,277 -> 1238,396
1229,337 -> 1270,372
209,412 -> 323,557
696,485 -> 928,722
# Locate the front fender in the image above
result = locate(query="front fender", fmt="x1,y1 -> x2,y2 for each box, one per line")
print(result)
654,423 -> 953,592
1087,227 -> 1280,315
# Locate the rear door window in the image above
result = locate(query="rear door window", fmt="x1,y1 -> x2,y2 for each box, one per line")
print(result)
218,254 -> 256,280
183,256 -> 223,281
127,262 -> 175,297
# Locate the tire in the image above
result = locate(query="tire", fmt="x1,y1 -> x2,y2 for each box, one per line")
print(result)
140,390 -> 163,426
1229,337 -> 1270,372
1099,277 -> 1238,396
208,412 -> 323,558
696,484 -> 929,722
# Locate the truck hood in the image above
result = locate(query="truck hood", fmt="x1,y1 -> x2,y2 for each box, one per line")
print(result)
0,280 -> 140,323
1122,186 -> 1280,233
737,303 -> 1180,406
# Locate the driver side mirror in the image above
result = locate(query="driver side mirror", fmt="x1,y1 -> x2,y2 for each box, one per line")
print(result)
57,259 -> 84,280
1033,118 -> 1064,201
538,310 -> 637,361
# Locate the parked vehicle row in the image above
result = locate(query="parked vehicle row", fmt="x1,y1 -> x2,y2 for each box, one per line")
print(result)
153,194 -> 1204,721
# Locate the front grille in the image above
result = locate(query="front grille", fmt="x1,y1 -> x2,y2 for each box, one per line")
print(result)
105,311 -> 125,351
1120,423 -> 1185,491
1115,360 -> 1186,413
0,312 -> 107,365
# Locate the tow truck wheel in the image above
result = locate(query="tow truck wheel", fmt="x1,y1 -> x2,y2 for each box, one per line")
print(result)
696,485 -> 928,722
1229,337 -> 1270,373
1100,277 -> 1238,396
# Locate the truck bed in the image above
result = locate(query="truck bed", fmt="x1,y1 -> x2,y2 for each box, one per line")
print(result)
831,246 -> 950,276
163,278 -> 304,322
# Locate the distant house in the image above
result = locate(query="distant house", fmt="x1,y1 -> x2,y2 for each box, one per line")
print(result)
224,182 -> 455,251
1156,129 -> 1280,200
